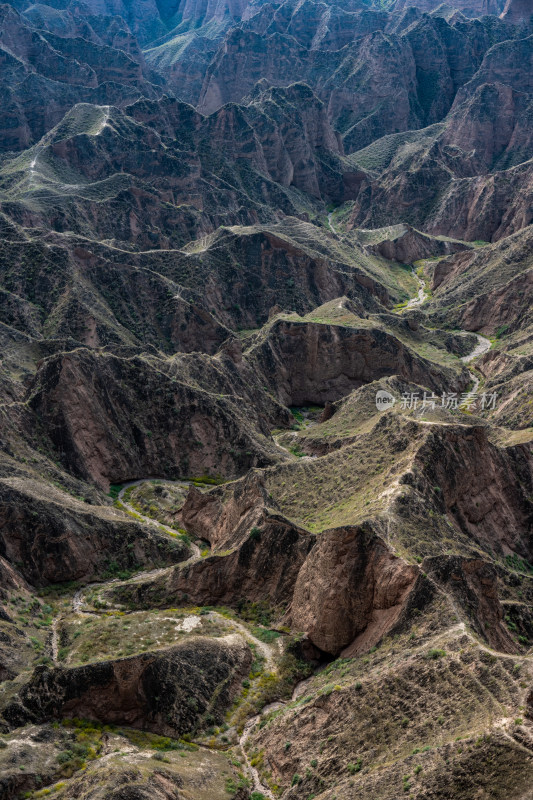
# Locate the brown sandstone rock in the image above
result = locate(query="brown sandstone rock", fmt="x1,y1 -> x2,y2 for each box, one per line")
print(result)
361,224 -> 470,263
3,636 -> 251,735
125,510 -> 315,610
181,471 -> 270,550
290,524 -> 427,656
248,318 -> 466,406
414,425 -> 533,559
28,348 -> 283,489
423,555 -> 517,652
0,477 -> 188,585
502,0 -> 532,23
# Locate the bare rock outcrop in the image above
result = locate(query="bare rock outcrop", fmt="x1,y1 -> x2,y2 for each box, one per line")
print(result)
28,348 -> 283,490
0,5 -> 156,152
361,224 -> 470,263
502,0 -> 532,23
423,556 -> 517,652
429,226 -> 533,335
394,0 -> 504,15
3,636 -> 251,735
247,318 -> 466,405
0,477 -> 188,585
181,471 -> 270,550
290,524 -> 429,656
116,495 -> 431,658
414,425 -> 533,559
119,509 -> 315,610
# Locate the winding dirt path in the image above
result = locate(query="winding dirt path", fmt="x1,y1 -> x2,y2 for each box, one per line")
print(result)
67,477 -> 307,799
460,333 -> 491,400
461,332 -> 491,365
67,547 -> 283,799
71,478 -> 206,613
401,268 -> 492,374
405,267 -> 428,309
239,715 -> 276,799
59,478 -> 303,800
117,479 -> 202,562
51,617 -> 60,663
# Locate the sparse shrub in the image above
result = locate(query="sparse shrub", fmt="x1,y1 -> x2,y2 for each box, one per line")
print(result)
347,759 -> 362,774
426,648 -> 446,660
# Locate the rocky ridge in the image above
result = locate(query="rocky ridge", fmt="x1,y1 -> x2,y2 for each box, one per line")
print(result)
0,0 -> 532,799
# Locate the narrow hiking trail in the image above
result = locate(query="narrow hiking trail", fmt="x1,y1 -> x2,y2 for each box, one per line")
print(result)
61,483 -> 285,800
117,479 -> 202,562
66,572 -> 285,799
68,477 -> 204,619
51,617 -> 60,663
401,266 -> 491,379
67,566 -> 285,800
405,267 -> 428,309
238,660 -> 316,799
48,477 -> 204,658
240,716 -> 276,799
461,332 -> 492,364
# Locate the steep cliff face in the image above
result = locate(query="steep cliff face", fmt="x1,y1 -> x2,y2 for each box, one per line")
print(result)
247,317 -> 466,405
0,4 -> 159,151
360,223 -> 471,262
193,6 -> 504,152
172,514 -> 315,607
502,0 -> 533,23
0,214 -> 398,352
51,0 -> 166,43
115,504 -> 431,661
423,555 -> 516,652
290,524 -> 427,656
4,636 -> 251,734
0,2 -> 533,798
0,476 -> 189,585
115,492 -> 315,610
181,471 -> 270,550
0,92 -> 359,248
27,348 -> 285,489
346,33 -> 533,242
413,425 -> 533,560
115,410 -> 532,659
156,0 -> 252,28
394,0 -> 504,15
429,226 -> 533,334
